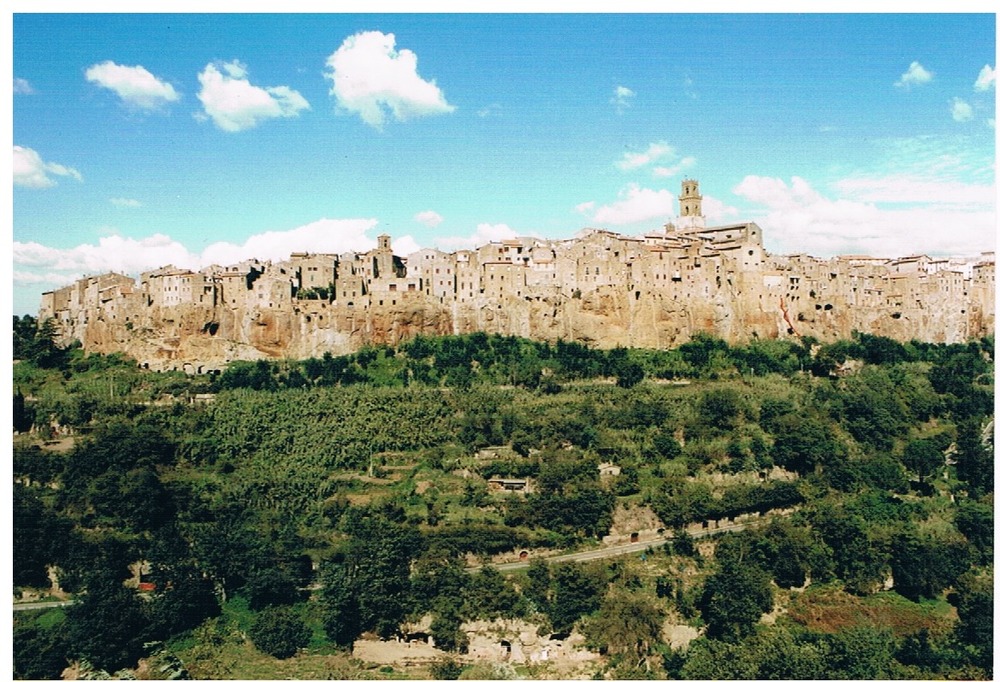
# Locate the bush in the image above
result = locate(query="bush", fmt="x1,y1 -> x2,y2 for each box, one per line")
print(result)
248,606 -> 310,659
430,658 -> 465,679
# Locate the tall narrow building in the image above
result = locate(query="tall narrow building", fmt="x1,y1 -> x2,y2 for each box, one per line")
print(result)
677,179 -> 706,229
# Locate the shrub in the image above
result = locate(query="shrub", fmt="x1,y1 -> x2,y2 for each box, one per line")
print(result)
248,606 -> 310,659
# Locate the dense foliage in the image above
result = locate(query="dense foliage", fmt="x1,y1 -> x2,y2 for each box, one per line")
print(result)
11,321 -> 994,679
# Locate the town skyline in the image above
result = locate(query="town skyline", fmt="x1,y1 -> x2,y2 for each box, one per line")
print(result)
11,12 -> 997,315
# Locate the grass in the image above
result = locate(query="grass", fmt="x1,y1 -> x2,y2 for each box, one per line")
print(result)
785,584 -> 957,637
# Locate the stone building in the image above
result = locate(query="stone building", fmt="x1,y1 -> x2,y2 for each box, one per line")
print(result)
38,180 -> 995,372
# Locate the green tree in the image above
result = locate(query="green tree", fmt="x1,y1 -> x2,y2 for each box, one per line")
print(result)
891,529 -> 970,601
464,566 -> 521,620
320,563 -> 361,647
826,626 -> 898,679
13,618 -> 70,681
696,387 -> 743,432
585,589 -> 664,667
810,504 -> 891,595
524,558 -> 550,610
13,388 -> 34,433
954,418 -> 993,498
769,413 -> 844,475
955,500 -> 993,561
145,567 -> 221,641
548,563 -> 604,633
650,429 -> 682,461
949,569 -> 993,673
65,577 -> 150,673
902,438 -> 944,482
321,512 -> 423,640
14,485 -> 71,588
248,606 -> 310,659
430,604 -> 468,654
242,563 -> 301,611
698,560 -> 773,641
615,361 -> 645,389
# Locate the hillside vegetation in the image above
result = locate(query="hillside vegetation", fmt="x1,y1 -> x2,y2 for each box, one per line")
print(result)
12,317 -> 994,679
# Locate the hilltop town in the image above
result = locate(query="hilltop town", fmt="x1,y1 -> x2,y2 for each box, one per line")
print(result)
39,181 -> 995,373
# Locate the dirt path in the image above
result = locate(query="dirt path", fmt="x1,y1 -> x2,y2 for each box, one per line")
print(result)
480,516 -> 773,573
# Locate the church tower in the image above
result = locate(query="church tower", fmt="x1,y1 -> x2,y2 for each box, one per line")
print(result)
677,179 -> 705,229
372,234 -> 394,279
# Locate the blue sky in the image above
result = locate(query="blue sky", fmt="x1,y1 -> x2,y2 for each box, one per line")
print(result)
9,11 -> 997,315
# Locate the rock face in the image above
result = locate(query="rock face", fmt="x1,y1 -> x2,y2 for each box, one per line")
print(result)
39,189 -> 995,372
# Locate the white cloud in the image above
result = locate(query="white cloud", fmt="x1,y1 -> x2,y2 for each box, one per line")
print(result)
392,235 -> 422,256
12,270 -> 80,287
111,197 -> 143,209
197,61 -> 310,132
14,77 -> 34,95
974,64 -> 995,91
834,174 -> 994,206
733,174 -> 994,258
13,218 -> 431,290
14,146 -> 82,188
611,85 -> 635,113
477,103 -> 501,118
414,210 -> 444,228
683,74 -> 698,100
85,61 -> 179,110
951,97 -> 973,122
895,61 -> 933,88
200,218 -> 379,265
577,184 -> 676,226
14,234 -> 198,276
324,31 -> 454,129
702,196 -> 740,223
616,142 -> 675,171
436,223 -> 519,251
653,156 -> 697,177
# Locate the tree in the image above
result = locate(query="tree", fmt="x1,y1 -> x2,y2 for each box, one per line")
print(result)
650,429 -> 682,461
321,562 -> 361,647
891,529 -> 970,601
585,589 -> 664,667
321,512 -> 423,640
769,413 -> 844,475
678,333 -> 730,373
13,388 -> 34,433
954,418 -> 993,498
13,618 -> 70,680
524,557 -> 550,611
65,577 -> 150,673
429,658 -> 466,679
681,628 -> 827,680
146,567 -> 221,641
430,604 -> 468,654
548,563 -> 604,633
615,361 -> 645,389
950,569 -> 993,673
955,500 -> 993,561
810,504 -> 891,595
902,438 -> 944,483
464,566 -> 520,620
698,560 -> 773,641
248,606 -> 310,659
242,563 -> 301,611
696,387 -> 743,431
14,485 -> 71,588
826,626 -> 898,679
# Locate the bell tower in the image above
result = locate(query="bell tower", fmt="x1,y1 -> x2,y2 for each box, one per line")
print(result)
677,179 -> 705,229
679,179 -> 702,218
